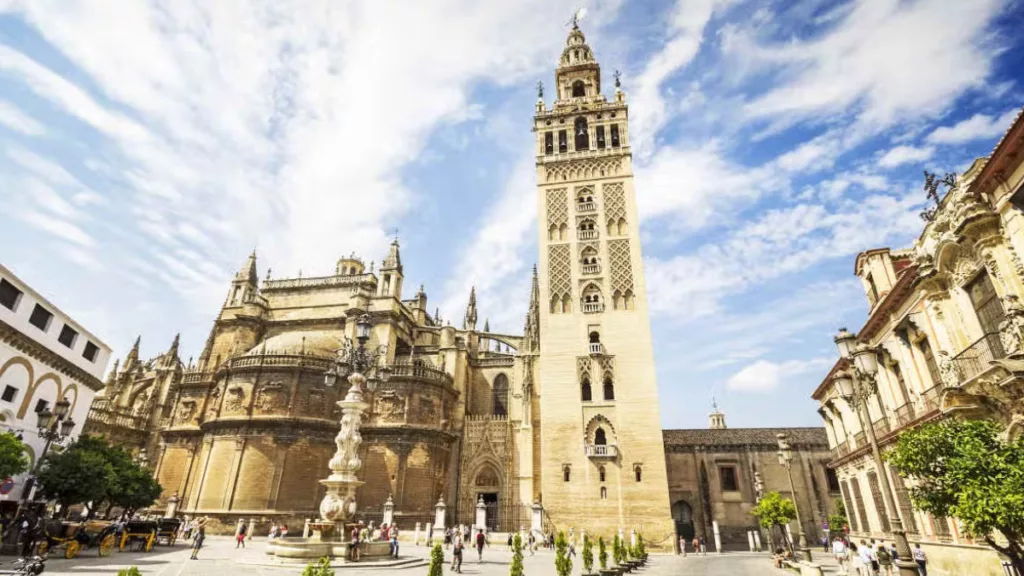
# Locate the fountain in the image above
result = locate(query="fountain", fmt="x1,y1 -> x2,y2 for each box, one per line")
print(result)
264,314 -> 395,563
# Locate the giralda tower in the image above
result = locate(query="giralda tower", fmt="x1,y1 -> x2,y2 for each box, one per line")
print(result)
533,22 -> 673,540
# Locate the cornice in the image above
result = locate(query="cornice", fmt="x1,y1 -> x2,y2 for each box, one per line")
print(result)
0,318 -> 105,392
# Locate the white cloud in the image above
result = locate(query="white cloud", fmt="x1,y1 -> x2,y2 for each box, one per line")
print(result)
726,358 -> 831,391
878,145 -> 934,168
925,108 -> 1020,145
0,100 -> 44,135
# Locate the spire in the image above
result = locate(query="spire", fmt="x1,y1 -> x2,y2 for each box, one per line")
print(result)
709,397 -> 727,430
236,250 -> 258,286
381,238 -> 402,273
522,265 -> 540,352
464,286 -> 478,330
484,318 -> 490,332
105,359 -> 120,386
162,333 -> 180,369
125,335 -> 141,368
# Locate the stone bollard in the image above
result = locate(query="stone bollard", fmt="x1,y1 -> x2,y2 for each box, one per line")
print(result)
248,518 -> 255,541
713,521 -> 722,554
414,522 -> 421,546
747,530 -> 755,552
303,519 -> 310,539
754,531 -> 762,552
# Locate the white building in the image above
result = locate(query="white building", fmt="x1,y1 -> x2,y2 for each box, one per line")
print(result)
0,263 -> 111,510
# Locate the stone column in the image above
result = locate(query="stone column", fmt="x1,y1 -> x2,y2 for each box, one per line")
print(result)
753,530 -> 762,552
747,530 -> 755,552
630,529 -> 637,548
434,496 -> 447,540
712,520 -> 722,553
383,494 -> 395,527
164,492 -> 180,518
475,495 -> 486,530
247,518 -> 255,541
425,523 -> 433,545
531,501 -> 543,536
303,519 -> 310,538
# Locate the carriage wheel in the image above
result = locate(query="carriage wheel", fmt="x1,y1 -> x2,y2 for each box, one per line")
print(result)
145,532 -> 156,552
34,541 -> 49,556
65,540 -> 81,559
99,534 -> 115,557
119,532 -> 128,551
169,534 -> 177,546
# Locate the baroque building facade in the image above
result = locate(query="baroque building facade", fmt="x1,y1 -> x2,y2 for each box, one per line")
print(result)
812,107 -> 1024,576
84,24 -> 677,541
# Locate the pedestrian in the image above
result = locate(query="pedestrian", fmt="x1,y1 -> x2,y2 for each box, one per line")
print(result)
569,528 -> 577,558
18,515 -> 35,559
236,522 -> 247,548
858,539 -> 876,576
849,541 -> 865,576
452,535 -> 464,573
281,524 -> 289,538
877,542 -> 893,576
389,524 -> 400,558
888,541 -> 898,563
190,525 -> 206,560
691,536 -> 699,556
913,543 -> 928,576
699,535 -> 707,555
832,537 -> 848,575
475,529 -> 486,563
680,535 -> 686,556
360,522 -> 369,546
822,534 -> 830,552
507,532 -> 513,551
350,524 -> 361,562
528,531 -> 536,556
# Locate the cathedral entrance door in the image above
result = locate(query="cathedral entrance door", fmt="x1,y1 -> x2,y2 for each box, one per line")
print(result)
479,492 -> 499,532
672,500 -> 695,543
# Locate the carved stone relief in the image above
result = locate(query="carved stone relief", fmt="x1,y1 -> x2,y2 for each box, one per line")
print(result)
374,392 -> 406,423
224,385 -> 247,413
254,381 -> 288,414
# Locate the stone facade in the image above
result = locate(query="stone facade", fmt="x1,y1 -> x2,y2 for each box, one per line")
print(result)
812,108 -> 1024,576
664,424 -> 837,552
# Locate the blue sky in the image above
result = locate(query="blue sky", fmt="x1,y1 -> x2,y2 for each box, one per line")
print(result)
0,0 -> 1021,430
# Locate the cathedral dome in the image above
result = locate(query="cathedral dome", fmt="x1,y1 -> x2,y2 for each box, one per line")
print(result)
245,331 -> 344,358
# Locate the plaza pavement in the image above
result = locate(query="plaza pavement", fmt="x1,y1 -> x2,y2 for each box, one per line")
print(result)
24,536 -> 843,575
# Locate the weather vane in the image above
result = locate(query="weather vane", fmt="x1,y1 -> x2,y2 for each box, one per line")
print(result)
613,70 -> 622,88
566,7 -> 587,29
537,81 -> 544,99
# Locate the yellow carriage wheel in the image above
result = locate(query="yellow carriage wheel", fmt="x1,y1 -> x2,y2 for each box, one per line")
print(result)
145,532 -> 155,552
34,541 -> 48,556
65,540 -> 81,559
99,534 -> 115,557
119,532 -> 128,551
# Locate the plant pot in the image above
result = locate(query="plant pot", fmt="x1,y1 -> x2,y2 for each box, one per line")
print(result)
598,570 -> 617,576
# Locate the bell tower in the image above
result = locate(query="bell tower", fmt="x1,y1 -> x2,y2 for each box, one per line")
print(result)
534,23 -> 673,540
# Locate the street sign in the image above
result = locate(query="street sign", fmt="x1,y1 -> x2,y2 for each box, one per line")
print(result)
0,478 -> 14,495
822,522 -> 829,531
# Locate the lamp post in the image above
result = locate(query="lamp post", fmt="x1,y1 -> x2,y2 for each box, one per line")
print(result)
776,432 -> 811,561
833,329 -> 918,576
17,397 -> 76,517
318,313 -> 391,524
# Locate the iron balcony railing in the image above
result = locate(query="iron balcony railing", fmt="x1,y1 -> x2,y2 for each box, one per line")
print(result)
951,331 -> 1005,383
831,441 -> 850,461
577,201 -> 597,213
581,264 -> 601,275
893,403 -> 917,428
588,343 -> 604,355
854,431 -> 867,449
919,386 -> 943,413
578,230 -> 598,240
583,302 -> 604,313
873,416 -> 891,438
585,444 -> 618,459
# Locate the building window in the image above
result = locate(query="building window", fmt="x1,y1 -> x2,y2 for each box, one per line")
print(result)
918,338 -> 942,387
850,477 -> 871,533
545,132 -> 553,154
600,486 -> 607,499
596,125 -> 605,149
634,465 -> 642,482
719,466 -> 739,492
0,279 -> 22,311
83,341 -> 100,362
603,378 -> 615,401
825,467 -> 841,493
867,471 -> 891,532
558,130 -> 568,153
891,362 -> 910,406
610,124 -> 620,147
1,386 -> 17,403
58,325 -> 78,348
574,117 -> 589,150
28,304 -> 53,332
581,378 -> 592,401
572,80 -> 586,97
840,480 -> 860,532
493,374 -> 509,417
34,399 -> 49,414
599,466 -> 606,482
595,427 -> 607,446
563,465 -> 571,482
967,271 -> 1006,342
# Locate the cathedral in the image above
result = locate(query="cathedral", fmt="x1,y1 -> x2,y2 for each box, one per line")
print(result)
84,24 -> 833,548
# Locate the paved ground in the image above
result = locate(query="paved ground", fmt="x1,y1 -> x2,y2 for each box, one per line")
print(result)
16,536 -> 842,575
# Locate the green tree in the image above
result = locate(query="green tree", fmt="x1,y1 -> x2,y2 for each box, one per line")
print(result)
582,533 -> 594,574
612,534 -> 623,565
828,498 -> 848,534
886,419 -> 1024,572
55,436 -> 162,518
751,491 -> 797,550
510,532 -> 524,576
427,543 -> 444,576
301,557 -> 335,576
598,536 -> 608,569
554,531 -> 572,576
636,534 -> 646,558
116,568 -> 142,576
0,432 -> 28,480
35,445 -> 112,515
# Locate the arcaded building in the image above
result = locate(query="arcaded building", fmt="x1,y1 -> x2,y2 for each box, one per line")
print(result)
85,23 -> 677,540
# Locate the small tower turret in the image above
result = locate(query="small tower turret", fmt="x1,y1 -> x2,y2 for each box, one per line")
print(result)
226,250 -> 259,307
464,287 -> 478,330
378,239 -> 404,298
124,335 -> 141,372
160,333 -> 181,369
709,398 -> 727,430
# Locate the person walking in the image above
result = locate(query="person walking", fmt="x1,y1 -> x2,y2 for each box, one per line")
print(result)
389,524 -> 400,559
832,537 -> 848,575
680,535 -> 687,556
528,531 -> 536,556
699,535 -> 707,555
857,540 -> 876,576
445,527 -> 453,549
236,522 -> 247,548
822,534 -> 830,552
451,535 -> 464,573
475,529 -> 486,563
507,532 -> 514,551
569,529 -> 577,558
691,536 -> 699,557
190,525 -> 206,560
350,524 -> 361,562
913,543 -> 928,576
876,542 -> 893,576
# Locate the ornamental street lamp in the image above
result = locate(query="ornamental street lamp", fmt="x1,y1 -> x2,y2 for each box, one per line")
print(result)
17,396 -> 76,517
323,314 -> 392,393
776,432 -> 811,561
833,329 -> 918,576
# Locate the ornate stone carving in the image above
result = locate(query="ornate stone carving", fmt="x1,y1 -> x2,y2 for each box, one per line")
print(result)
176,400 -> 197,422
938,351 -> 960,388
546,188 -> 569,230
608,239 -> 634,293
544,156 -> 623,183
224,385 -> 246,412
374,392 -> 406,423
205,387 -> 220,417
999,295 -> 1024,358
602,182 -> 626,225
306,386 -> 329,418
254,381 -> 288,414
417,397 -> 438,425
548,244 -> 571,300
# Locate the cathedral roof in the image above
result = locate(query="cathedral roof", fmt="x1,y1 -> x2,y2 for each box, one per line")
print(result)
244,331 -> 343,358
663,427 -> 828,449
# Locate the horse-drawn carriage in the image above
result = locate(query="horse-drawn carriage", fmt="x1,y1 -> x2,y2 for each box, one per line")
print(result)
34,520 -> 118,559
155,518 -> 181,546
118,520 -> 157,552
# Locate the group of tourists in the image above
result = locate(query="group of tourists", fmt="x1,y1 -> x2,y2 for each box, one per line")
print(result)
678,535 -> 707,556
345,520 -> 400,561
831,537 -> 929,575
446,527 -> 487,572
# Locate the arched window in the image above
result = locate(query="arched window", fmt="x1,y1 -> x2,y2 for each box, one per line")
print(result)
574,117 -> 589,150
493,374 -> 509,416
599,466 -> 606,482
600,486 -> 607,499
634,465 -> 643,482
595,427 -> 607,446
563,465 -> 571,482
603,378 -> 615,401
581,378 -> 592,402
572,80 -> 586,97
548,224 -> 558,241
561,294 -> 572,313
589,331 -> 600,343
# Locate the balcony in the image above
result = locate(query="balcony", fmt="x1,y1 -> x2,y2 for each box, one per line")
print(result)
951,331 -> 1005,383
830,441 -> 850,461
588,342 -> 603,355
582,264 -> 601,275
585,444 -> 618,459
578,229 -> 598,240
854,431 -> 867,448
920,386 -> 943,413
583,302 -> 604,314
577,201 -> 596,213
872,416 -> 891,438
893,403 -> 917,428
